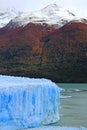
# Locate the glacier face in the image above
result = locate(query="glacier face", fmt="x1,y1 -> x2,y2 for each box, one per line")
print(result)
0,75 -> 60,128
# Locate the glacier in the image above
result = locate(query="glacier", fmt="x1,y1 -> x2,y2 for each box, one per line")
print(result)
0,75 -> 60,129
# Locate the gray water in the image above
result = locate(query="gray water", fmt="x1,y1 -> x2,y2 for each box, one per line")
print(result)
57,83 -> 87,128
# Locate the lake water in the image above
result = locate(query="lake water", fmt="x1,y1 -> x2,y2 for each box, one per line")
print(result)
57,83 -> 87,128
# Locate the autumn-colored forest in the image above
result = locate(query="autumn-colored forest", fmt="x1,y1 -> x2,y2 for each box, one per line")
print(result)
0,22 -> 87,82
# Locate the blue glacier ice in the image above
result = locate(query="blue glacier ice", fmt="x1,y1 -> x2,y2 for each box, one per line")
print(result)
22,126 -> 87,130
0,75 -> 60,129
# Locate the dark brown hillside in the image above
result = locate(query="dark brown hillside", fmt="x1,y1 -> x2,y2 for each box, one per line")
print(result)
0,23 -> 56,78
0,22 -> 87,82
41,22 -> 87,82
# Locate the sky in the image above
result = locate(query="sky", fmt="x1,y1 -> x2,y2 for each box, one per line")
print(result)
0,0 -> 87,18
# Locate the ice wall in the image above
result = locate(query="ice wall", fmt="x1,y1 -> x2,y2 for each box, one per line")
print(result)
0,75 -> 60,129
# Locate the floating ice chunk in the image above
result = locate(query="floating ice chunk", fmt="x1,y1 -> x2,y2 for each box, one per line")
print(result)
0,75 -> 60,129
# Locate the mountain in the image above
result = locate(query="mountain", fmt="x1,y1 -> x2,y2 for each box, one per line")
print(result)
42,22 -> 87,82
0,4 -> 76,28
0,4 -> 87,82
0,8 -> 20,28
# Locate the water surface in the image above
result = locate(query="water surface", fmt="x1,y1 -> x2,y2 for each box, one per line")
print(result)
57,83 -> 87,127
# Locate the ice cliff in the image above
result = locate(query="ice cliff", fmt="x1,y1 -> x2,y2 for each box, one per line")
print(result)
0,75 -> 60,129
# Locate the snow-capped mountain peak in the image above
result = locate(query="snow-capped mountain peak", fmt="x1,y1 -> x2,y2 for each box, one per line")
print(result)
41,4 -> 61,14
0,8 -> 20,28
0,4 -> 85,28
40,4 -> 76,24
5,4 -> 77,28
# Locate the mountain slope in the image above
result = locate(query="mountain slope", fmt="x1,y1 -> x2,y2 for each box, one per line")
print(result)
0,4 -> 87,82
41,21 -> 87,82
0,21 -> 87,82
0,8 -> 19,28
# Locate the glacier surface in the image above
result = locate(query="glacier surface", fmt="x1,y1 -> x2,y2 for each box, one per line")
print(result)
0,126 -> 87,130
0,75 -> 60,129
